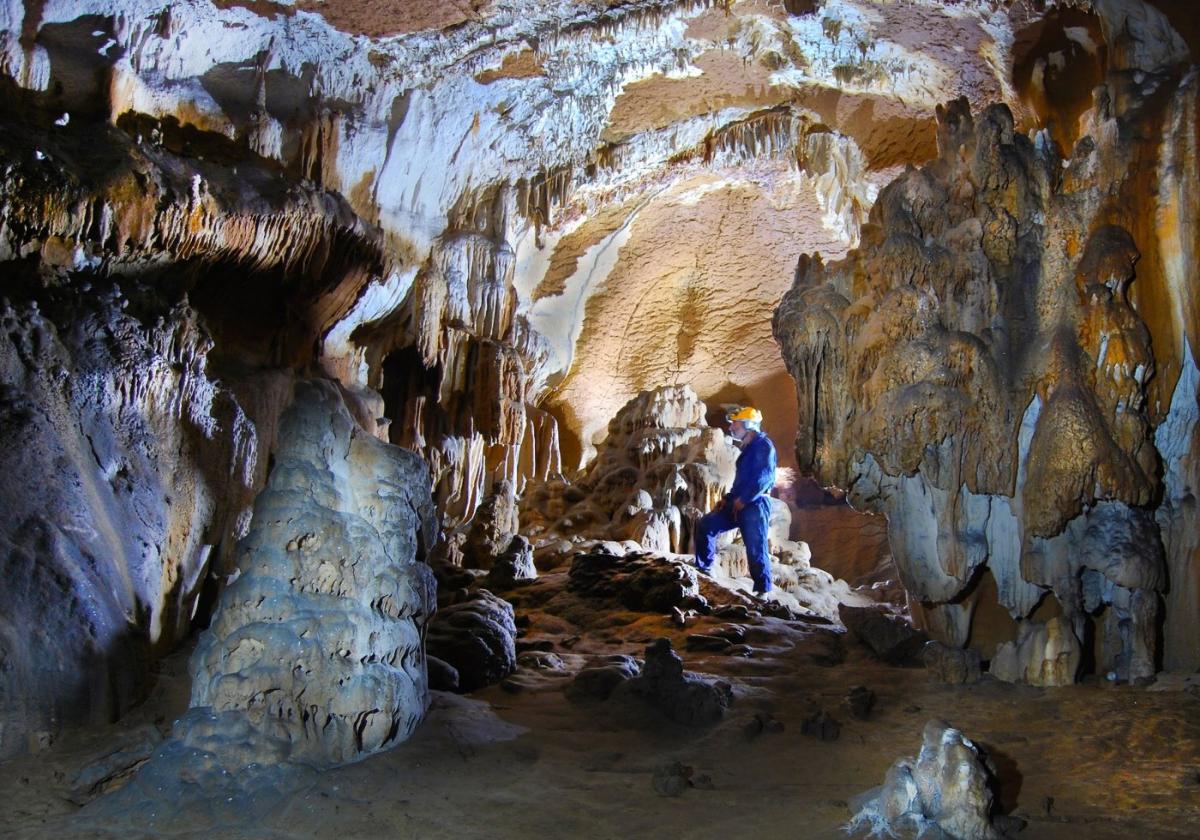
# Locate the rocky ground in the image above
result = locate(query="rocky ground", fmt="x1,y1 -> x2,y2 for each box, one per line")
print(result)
3,509 -> 1200,840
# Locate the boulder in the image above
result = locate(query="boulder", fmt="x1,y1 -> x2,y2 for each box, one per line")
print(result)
426,589 -> 518,692
839,604 -> 928,666
566,655 -> 641,702
923,641 -> 982,685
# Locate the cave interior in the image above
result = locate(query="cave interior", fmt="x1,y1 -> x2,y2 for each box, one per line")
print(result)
1,1 -> 1199,838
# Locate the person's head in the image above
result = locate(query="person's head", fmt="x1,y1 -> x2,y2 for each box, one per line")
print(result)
726,406 -> 762,441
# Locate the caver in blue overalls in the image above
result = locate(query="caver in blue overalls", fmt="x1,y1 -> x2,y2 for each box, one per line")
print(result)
694,408 -> 777,594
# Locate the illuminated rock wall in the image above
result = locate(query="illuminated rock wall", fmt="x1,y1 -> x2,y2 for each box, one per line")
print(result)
775,3 -> 1199,680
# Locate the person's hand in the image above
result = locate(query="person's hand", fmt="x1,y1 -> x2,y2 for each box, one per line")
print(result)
732,498 -> 745,515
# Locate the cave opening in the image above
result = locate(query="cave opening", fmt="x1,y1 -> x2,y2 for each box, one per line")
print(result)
380,343 -> 443,452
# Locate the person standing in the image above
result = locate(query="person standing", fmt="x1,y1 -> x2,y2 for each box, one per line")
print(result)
693,406 -> 777,595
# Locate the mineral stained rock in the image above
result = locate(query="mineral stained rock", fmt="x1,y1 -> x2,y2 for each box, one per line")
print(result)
189,379 -> 437,765
848,720 -> 1002,840
775,9 -> 1200,676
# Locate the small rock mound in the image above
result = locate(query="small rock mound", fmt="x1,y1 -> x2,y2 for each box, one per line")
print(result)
847,719 -> 1004,839
611,638 -> 732,726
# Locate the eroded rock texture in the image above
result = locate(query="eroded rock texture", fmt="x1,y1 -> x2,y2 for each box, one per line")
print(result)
775,6 -> 1200,679
190,379 -> 437,765
849,720 -> 1002,840
0,287 -> 285,759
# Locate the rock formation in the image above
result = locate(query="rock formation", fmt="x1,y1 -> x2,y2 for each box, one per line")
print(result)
0,285 -> 287,759
425,589 -> 518,694
190,379 -> 437,765
775,2 -> 1200,681
0,0 -> 1196,767
848,720 -> 1003,840
523,384 -> 862,619
522,385 -> 736,553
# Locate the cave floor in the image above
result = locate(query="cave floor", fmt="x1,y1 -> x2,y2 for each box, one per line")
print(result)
4,571 -> 1200,839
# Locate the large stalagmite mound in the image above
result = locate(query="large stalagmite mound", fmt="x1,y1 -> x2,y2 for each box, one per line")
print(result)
190,379 -> 437,764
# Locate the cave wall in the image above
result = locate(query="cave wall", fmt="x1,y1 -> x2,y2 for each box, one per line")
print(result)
774,1 -> 1199,680
0,40 -> 390,756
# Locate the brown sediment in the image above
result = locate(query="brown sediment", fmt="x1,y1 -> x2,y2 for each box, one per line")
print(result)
293,0 -> 493,38
475,50 -> 546,84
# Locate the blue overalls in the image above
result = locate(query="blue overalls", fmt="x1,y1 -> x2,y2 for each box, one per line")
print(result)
694,432 -> 777,593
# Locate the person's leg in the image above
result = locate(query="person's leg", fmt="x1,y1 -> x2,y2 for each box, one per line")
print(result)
694,506 -> 736,572
740,500 -> 772,593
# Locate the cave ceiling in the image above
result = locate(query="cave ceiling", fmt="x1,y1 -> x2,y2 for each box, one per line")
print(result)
0,0 -> 1070,469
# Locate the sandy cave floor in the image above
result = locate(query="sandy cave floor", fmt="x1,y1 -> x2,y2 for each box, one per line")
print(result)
4,566 -> 1200,839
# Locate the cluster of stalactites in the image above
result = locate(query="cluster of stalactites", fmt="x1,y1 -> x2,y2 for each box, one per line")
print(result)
377,185 -> 562,529
514,105 -> 875,248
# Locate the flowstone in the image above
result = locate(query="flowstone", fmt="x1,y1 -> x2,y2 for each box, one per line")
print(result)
774,72 -> 1192,674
